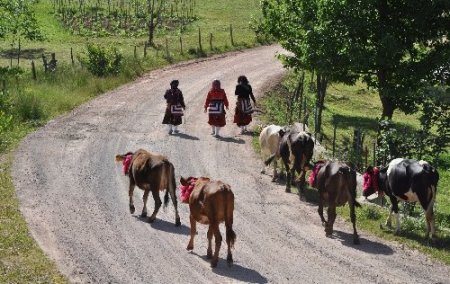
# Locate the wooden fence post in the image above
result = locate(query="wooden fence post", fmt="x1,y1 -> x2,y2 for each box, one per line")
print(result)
144,43 -> 147,57
198,27 -> 203,52
209,33 -> 213,51
373,142 -> 377,166
229,24 -> 234,46
134,46 -> 137,59
71,47 -> 74,65
165,38 -> 170,58
31,61 -> 37,80
17,38 -> 21,65
364,145 -> 368,169
42,54 -> 48,72
332,123 -> 337,158
1,80 -> 6,95
179,36 -> 183,55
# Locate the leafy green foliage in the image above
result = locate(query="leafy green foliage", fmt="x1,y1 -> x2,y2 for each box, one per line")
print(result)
0,0 -> 44,43
81,43 -> 123,76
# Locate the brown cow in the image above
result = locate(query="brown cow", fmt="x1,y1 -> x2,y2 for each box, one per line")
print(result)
180,177 -> 236,267
310,160 -> 360,244
115,149 -> 181,226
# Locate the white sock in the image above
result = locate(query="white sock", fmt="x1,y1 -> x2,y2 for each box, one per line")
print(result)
211,126 -> 215,134
173,125 -> 178,132
168,125 -> 173,131
215,127 -> 220,136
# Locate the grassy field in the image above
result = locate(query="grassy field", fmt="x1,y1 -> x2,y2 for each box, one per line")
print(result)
0,0 -> 262,282
254,71 -> 450,265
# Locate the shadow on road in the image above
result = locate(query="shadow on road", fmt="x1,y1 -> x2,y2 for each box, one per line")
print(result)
173,132 -> 200,140
216,136 -> 245,144
334,230 -> 394,255
189,251 -> 268,283
133,216 -> 190,235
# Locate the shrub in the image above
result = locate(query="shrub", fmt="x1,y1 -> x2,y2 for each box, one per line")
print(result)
81,43 -> 123,76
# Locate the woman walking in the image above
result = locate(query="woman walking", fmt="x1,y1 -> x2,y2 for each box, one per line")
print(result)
233,75 -> 256,134
162,80 -> 186,134
204,79 -> 229,137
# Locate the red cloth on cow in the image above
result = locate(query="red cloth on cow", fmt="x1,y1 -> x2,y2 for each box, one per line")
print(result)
362,167 -> 380,196
308,161 -> 325,187
122,154 -> 133,175
180,177 -> 198,203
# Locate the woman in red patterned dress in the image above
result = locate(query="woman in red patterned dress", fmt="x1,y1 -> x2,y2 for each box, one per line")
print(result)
204,79 -> 229,137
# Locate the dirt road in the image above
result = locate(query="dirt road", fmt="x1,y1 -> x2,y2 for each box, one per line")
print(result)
13,45 -> 450,283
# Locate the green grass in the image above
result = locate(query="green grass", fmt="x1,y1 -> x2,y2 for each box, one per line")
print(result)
255,71 -> 450,265
0,156 -> 67,283
0,0 -> 263,282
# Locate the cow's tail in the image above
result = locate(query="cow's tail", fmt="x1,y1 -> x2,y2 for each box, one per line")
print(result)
223,185 -> 236,249
340,165 -> 361,208
265,154 -> 276,166
163,161 -> 176,208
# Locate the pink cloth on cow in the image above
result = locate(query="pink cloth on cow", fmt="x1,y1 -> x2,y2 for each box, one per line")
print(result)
122,154 -> 133,175
308,161 -> 325,187
180,177 -> 198,203
362,167 -> 379,193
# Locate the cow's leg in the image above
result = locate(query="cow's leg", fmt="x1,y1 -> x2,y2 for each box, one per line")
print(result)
206,226 -> 213,259
385,196 -> 397,229
211,223 -> 222,268
282,158 -> 291,192
422,185 -> 436,240
350,203 -> 360,245
187,214 -> 196,251
141,189 -> 149,218
325,204 -> 336,237
148,189 -> 162,223
318,195 -> 326,226
298,170 -> 306,198
272,159 -> 278,182
168,187 -> 181,226
128,180 -> 136,214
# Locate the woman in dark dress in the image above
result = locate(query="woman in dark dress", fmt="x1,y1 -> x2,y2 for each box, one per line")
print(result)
233,75 -> 256,134
162,80 -> 186,134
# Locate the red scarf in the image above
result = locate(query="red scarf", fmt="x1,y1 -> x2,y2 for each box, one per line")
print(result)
362,167 -> 379,193
122,154 -> 133,175
180,177 -> 198,203
309,161 -> 325,187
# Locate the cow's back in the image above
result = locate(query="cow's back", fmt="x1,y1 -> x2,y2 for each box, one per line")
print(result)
130,149 -> 171,189
259,125 -> 282,156
317,161 -> 355,206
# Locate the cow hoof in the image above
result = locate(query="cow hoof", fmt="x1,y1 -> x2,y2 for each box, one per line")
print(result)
227,254 -> 233,265
210,260 -> 218,268
148,216 -> 156,223
206,250 -> 212,259
353,238 -> 360,245
129,205 -> 135,214
285,188 -> 291,193
140,212 -> 147,218
186,245 -> 193,251
326,233 -> 333,238
175,218 -> 181,227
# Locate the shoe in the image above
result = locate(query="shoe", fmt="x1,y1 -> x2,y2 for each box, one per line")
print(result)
168,130 -> 173,134
173,129 -> 179,134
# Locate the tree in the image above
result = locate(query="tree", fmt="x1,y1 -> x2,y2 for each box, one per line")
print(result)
261,0 -> 357,134
146,0 -> 164,47
0,0 -> 43,44
338,0 -> 450,119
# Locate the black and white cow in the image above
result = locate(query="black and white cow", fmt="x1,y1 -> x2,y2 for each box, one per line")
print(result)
376,158 -> 439,239
265,124 -> 314,196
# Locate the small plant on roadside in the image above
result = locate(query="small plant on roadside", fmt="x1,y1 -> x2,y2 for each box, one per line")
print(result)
80,43 -> 123,76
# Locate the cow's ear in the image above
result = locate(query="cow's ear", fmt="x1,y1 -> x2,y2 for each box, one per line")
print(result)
279,129 -> 285,137
180,176 -> 188,186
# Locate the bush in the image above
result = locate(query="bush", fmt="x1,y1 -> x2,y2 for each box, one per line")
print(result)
81,43 -> 123,76
14,91 -> 45,122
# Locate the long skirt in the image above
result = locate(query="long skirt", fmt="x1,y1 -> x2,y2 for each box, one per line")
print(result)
233,106 -> 252,126
162,107 -> 182,125
208,113 -> 226,127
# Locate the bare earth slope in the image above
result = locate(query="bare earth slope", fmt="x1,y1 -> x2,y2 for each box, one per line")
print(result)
13,46 -> 450,283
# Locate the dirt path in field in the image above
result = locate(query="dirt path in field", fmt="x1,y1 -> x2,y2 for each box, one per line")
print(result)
13,45 -> 450,283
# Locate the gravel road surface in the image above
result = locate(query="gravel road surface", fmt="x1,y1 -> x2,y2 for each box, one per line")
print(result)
13,45 -> 450,283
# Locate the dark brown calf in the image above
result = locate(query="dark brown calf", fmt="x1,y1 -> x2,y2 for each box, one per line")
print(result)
312,161 -> 360,244
180,177 -> 236,267
115,149 -> 181,226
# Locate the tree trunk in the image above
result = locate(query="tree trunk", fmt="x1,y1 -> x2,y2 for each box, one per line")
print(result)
377,69 -> 395,119
147,0 -> 156,46
315,74 -> 327,134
